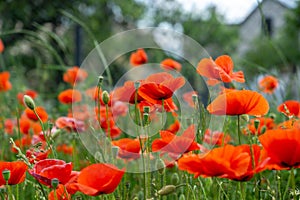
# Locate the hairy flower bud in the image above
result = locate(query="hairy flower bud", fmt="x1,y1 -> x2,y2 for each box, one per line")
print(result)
51,178 -> 59,189
23,95 -> 36,110
102,90 -> 110,105
158,185 -> 176,196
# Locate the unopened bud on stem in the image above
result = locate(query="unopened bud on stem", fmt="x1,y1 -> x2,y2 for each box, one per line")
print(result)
23,95 -> 35,110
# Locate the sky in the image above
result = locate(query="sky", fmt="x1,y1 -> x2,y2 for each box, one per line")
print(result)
177,0 -> 296,23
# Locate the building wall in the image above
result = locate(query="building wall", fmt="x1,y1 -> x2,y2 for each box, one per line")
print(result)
237,0 -> 289,55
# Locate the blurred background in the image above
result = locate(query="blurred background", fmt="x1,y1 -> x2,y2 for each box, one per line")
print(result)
0,0 -> 299,99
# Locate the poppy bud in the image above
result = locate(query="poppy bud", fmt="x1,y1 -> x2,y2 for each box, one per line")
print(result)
102,91 -> 110,105
158,185 -> 176,196
269,113 -> 276,120
254,119 -> 260,130
51,178 -> 59,189
171,173 -> 179,185
134,81 -> 140,89
156,158 -> 165,174
260,126 -> 267,134
143,113 -> 149,125
98,76 -> 104,85
143,106 -> 150,114
23,95 -> 36,110
2,169 -> 10,182
241,114 -> 249,122
179,194 -> 186,200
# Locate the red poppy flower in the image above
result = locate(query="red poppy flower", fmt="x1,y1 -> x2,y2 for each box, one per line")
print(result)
0,161 -> 28,186
63,66 -> 88,85
76,163 -> 124,196
113,81 -> 145,104
277,100 -> 300,118
178,144 -> 262,181
258,75 -> 278,94
0,39 -> 4,53
48,171 -> 80,200
25,106 -> 48,122
152,125 -> 201,159
112,138 -> 141,160
183,91 -> 198,108
4,119 -> 16,134
246,117 -> 275,135
58,89 -> 82,104
160,58 -> 182,71
55,117 -> 85,133
48,184 -> 71,200
26,148 -> 50,164
130,49 -> 148,66
138,72 -> 185,104
57,144 -> 73,155
259,128 -> 300,170
166,119 -> 181,134
68,105 -> 90,121
197,55 -> 245,85
0,71 -> 12,92
203,129 -> 231,146
207,90 -> 269,116
277,119 -> 300,129
29,159 -> 73,187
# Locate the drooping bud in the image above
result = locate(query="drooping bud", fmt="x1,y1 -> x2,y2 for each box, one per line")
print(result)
254,119 -> 260,130
158,185 -> 176,196
171,173 -> 180,185
23,95 -> 35,110
51,178 -> 59,189
156,158 -> 165,175
102,90 -> 110,105
2,169 -> 10,182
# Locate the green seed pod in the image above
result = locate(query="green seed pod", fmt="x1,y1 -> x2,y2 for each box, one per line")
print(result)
102,90 -> 110,105
158,185 -> 176,196
254,119 -> 260,130
2,169 -> 10,182
260,126 -> 267,134
143,106 -> 150,114
171,173 -> 180,185
51,178 -> 59,189
137,190 -> 144,200
23,95 -> 35,110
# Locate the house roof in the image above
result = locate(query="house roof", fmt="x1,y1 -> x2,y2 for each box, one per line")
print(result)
237,0 -> 291,26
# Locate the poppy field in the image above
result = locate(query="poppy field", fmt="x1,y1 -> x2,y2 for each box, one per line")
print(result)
0,31 -> 300,200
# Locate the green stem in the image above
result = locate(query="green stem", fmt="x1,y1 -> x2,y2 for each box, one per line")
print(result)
283,169 -> 292,199
237,115 -> 241,145
6,182 -> 13,200
238,182 -> 246,200
33,108 -> 56,158
276,171 -> 282,200
291,168 -> 296,200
